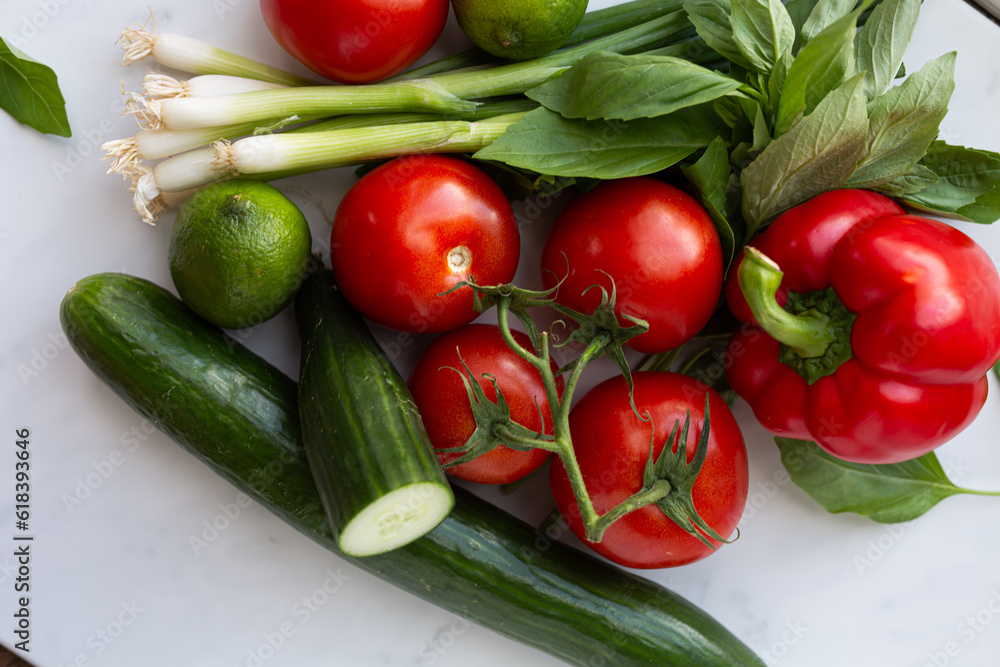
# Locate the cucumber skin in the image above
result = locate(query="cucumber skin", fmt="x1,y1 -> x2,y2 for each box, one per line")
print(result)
60,272 -> 765,667
295,269 -> 452,550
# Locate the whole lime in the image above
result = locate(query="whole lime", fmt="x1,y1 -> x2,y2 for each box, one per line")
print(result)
168,180 -> 313,329
452,0 -> 589,61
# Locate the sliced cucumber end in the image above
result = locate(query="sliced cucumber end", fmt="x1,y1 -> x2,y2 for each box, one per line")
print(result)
339,482 -> 455,557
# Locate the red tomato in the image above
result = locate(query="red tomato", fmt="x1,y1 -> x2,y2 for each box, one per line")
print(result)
540,177 -> 723,354
331,155 -> 520,334
549,372 -> 748,569
408,324 -> 557,485
258,0 -> 449,83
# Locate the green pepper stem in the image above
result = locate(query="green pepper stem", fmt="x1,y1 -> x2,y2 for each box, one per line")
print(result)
737,247 -> 835,359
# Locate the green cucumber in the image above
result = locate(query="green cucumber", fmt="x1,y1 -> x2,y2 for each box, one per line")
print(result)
60,272 -> 765,667
296,270 -> 453,556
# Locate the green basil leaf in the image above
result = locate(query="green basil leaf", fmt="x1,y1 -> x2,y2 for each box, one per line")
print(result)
0,36 -> 70,137
870,163 -> 939,197
846,52 -> 956,190
525,51 -> 744,121
774,9 -> 859,136
682,0 -> 754,70
741,73 -> 868,237
729,0 -> 796,75
855,0 -> 921,99
776,438 -> 974,523
681,136 -> 738,269
955,185 -> 1000,224
800,0 -> 860,44
784,0 -> 821,50
474,106 -> 725,180
899,141 -> 1000,223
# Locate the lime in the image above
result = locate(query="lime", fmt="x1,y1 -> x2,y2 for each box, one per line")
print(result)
168,179 -> 313,329
452,0 -> 589,61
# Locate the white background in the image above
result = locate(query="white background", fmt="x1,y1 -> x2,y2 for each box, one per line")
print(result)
2,0 -> 1000,666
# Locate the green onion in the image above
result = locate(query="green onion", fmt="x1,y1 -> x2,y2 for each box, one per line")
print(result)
154,12 -> 690,131
130,111 -> 525,223
142,73 -> 287,99
157,79 -> 478,130
117,14 -> 320,87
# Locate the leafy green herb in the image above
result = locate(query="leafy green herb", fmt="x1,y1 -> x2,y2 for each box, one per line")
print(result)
729,0 -> 795,76
870,164 -> 939,197
900,142 -> 1000,223
682,0 -> 753,70
474,105 -> 724,179
854,0 -> 921,100
799,0 -> 859,44
0,36 -> 70,137
846,52 -> 955,190
525,51 -> 744,121
741,73 -> 868,236
680,136 -> 739,269
776,438 -> 1000,523
773,8 -> 859,136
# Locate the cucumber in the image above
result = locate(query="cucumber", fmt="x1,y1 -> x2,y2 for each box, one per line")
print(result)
60,272 -> 765,667
296,270 -> 453,556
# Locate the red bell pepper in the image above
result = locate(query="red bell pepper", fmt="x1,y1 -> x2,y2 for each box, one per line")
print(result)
725,189 -> 1000,464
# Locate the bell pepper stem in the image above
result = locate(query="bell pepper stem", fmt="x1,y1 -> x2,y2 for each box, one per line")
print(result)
738,247 -> 835,359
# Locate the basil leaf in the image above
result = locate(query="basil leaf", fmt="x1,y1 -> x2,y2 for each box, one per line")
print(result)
855,0 -> 921,99
800,0 -> 860,44
870,164 -> 939,197
776,438 -> 974,523
784,0 -> 821,50
774,9 -> 859,136
846,52 -> 956,190
729,0 -> 796,75
681,136 -> 738,269
741,73 -> 868,237
682,0 -> 754,70
474,106 -> 725,180
525,51 -> 744,121
899,142 -> 1000,223
0,36 -> 70,137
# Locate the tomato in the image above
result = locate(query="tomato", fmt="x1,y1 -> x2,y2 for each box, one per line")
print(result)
408,324 -> 557,484
331,155 -> 520,334
258,0 -> 449,84
540,177 -> 723,354
549,372 -> 748,569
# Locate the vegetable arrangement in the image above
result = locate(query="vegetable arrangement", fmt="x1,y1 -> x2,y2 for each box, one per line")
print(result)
59,272 -> 767,667
43,0 -> 1000,663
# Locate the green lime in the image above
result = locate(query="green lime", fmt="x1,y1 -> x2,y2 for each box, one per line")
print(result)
452,0 -> 589,61
168,179 -> 312,329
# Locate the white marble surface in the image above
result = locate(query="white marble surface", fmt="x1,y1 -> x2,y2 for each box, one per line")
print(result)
2,0 -> 1000,665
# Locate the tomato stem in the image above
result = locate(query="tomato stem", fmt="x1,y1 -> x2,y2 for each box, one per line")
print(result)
493,294 -> 662,543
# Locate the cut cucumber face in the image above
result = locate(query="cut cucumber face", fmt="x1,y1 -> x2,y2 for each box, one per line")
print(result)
340,482 -> 455,557
295,270 -> 454,557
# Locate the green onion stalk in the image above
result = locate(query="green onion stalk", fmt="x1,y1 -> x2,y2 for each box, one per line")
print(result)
153,11 -> 691,130
130,108 -> 529,224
